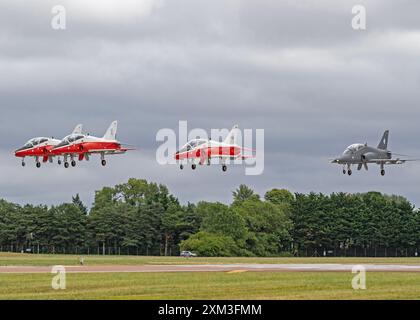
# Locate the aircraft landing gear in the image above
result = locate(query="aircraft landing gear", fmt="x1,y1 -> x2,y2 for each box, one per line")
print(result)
101,159 -> 107,166
380,163 -> 385,176
222,165 -> 227,172
64,162 -> 69,168
191,164 -> 196,170
342,169 -> 346,175
180,164 -> 184,170
36,162 -> 41,168
22,161 -> 26,167
71,160 -> 76,167
346,164 -> 352,176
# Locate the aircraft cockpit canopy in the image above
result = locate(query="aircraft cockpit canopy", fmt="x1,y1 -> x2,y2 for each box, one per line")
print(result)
55,134 -> 85,148
23,137 -> 49,149
177,139 -> 207,153
343,143 -> 365,155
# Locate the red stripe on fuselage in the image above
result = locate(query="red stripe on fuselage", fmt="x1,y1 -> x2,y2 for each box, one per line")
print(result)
51,141 -> 122,155
15,145 -> 55,158
175,146 -> 241,160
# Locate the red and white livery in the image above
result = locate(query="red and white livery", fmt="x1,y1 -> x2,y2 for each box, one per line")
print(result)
175,125 -> 253,172
14,124 -> 83,168
51,121 -> 131,168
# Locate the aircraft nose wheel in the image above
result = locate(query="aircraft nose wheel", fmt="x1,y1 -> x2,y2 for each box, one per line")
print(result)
36,162 -> 41,168
180,164 -> 184,170
347,170 -> 352,176
222,165 -> 227,172
64,162 -> 69,168
71,160 -> 76,167
191,164 -> 196,170
101,160 -> 107,166
381,169 -> 385,176
21,162 -> 26,167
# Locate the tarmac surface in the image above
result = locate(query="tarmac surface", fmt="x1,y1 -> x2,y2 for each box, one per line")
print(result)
0,263 -> 420,274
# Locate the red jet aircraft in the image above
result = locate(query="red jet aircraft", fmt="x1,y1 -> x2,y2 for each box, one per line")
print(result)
174,125 -> 254,172
51,121 -> 132,168
14,124 -> 83,168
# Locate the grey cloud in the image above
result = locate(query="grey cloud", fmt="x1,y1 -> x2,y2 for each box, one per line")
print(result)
0,0 -> 420,207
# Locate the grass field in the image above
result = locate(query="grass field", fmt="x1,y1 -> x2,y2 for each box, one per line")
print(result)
0,253 -> 419,299
0,252 -> 419,266
0,272 -> 419,300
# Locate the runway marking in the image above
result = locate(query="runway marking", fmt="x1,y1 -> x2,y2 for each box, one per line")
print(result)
227,270 -> 248,274
0,264 -> 420,274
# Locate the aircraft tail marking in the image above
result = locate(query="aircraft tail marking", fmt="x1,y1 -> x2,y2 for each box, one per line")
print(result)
103,121 -> 118,140
377,130 -> 389,150
224,124 -> 240,145
72,124 -> 83,135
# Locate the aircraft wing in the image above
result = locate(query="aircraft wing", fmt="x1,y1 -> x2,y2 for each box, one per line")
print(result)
85,149 -> 132,155
366,159 -> 419,165
210,154 -> 255,160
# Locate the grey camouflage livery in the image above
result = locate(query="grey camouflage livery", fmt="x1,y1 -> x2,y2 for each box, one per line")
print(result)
331,130 -> 415,176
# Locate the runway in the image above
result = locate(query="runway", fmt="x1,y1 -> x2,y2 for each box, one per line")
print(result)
1,263 -> 420,274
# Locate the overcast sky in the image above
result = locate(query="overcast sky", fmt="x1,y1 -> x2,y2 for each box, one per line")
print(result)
1,0 -> 420,208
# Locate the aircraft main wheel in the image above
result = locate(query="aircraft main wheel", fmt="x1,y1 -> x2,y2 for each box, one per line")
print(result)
222,165 -> 227,172
64,162 -> 69,168
36,162 -> 41,168
58,160 -> 62,165
71,160 -> 76,167
381,169 -> 385,176
347,170 -> 352,176
191,164 -> 196,170
180,164 -> 184,170
101,160 -> 107,166
342,169 -> 346,175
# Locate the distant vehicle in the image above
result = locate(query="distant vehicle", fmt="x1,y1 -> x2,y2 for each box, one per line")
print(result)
180,251 -> 197,257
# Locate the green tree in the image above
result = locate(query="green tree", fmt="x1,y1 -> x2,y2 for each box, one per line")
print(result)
72,194 -> 88,215
232,185 -> 259,203
180,231 -> 241,257
265,189 -> 294,205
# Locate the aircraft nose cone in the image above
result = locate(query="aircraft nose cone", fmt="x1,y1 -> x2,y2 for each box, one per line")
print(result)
14,146 -> 27,156
331,157 -> 344,164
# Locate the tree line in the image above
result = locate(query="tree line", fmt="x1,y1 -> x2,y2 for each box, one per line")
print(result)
0,178 -> 419,257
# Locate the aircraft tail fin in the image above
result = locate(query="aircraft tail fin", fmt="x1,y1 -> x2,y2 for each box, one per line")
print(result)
103,121 -> 118,140
72,124 -> 83,135
224,124 -> 240,145
377,130 -> 389,150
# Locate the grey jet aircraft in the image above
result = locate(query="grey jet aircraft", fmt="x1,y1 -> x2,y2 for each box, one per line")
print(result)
331,130 -> 415,176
